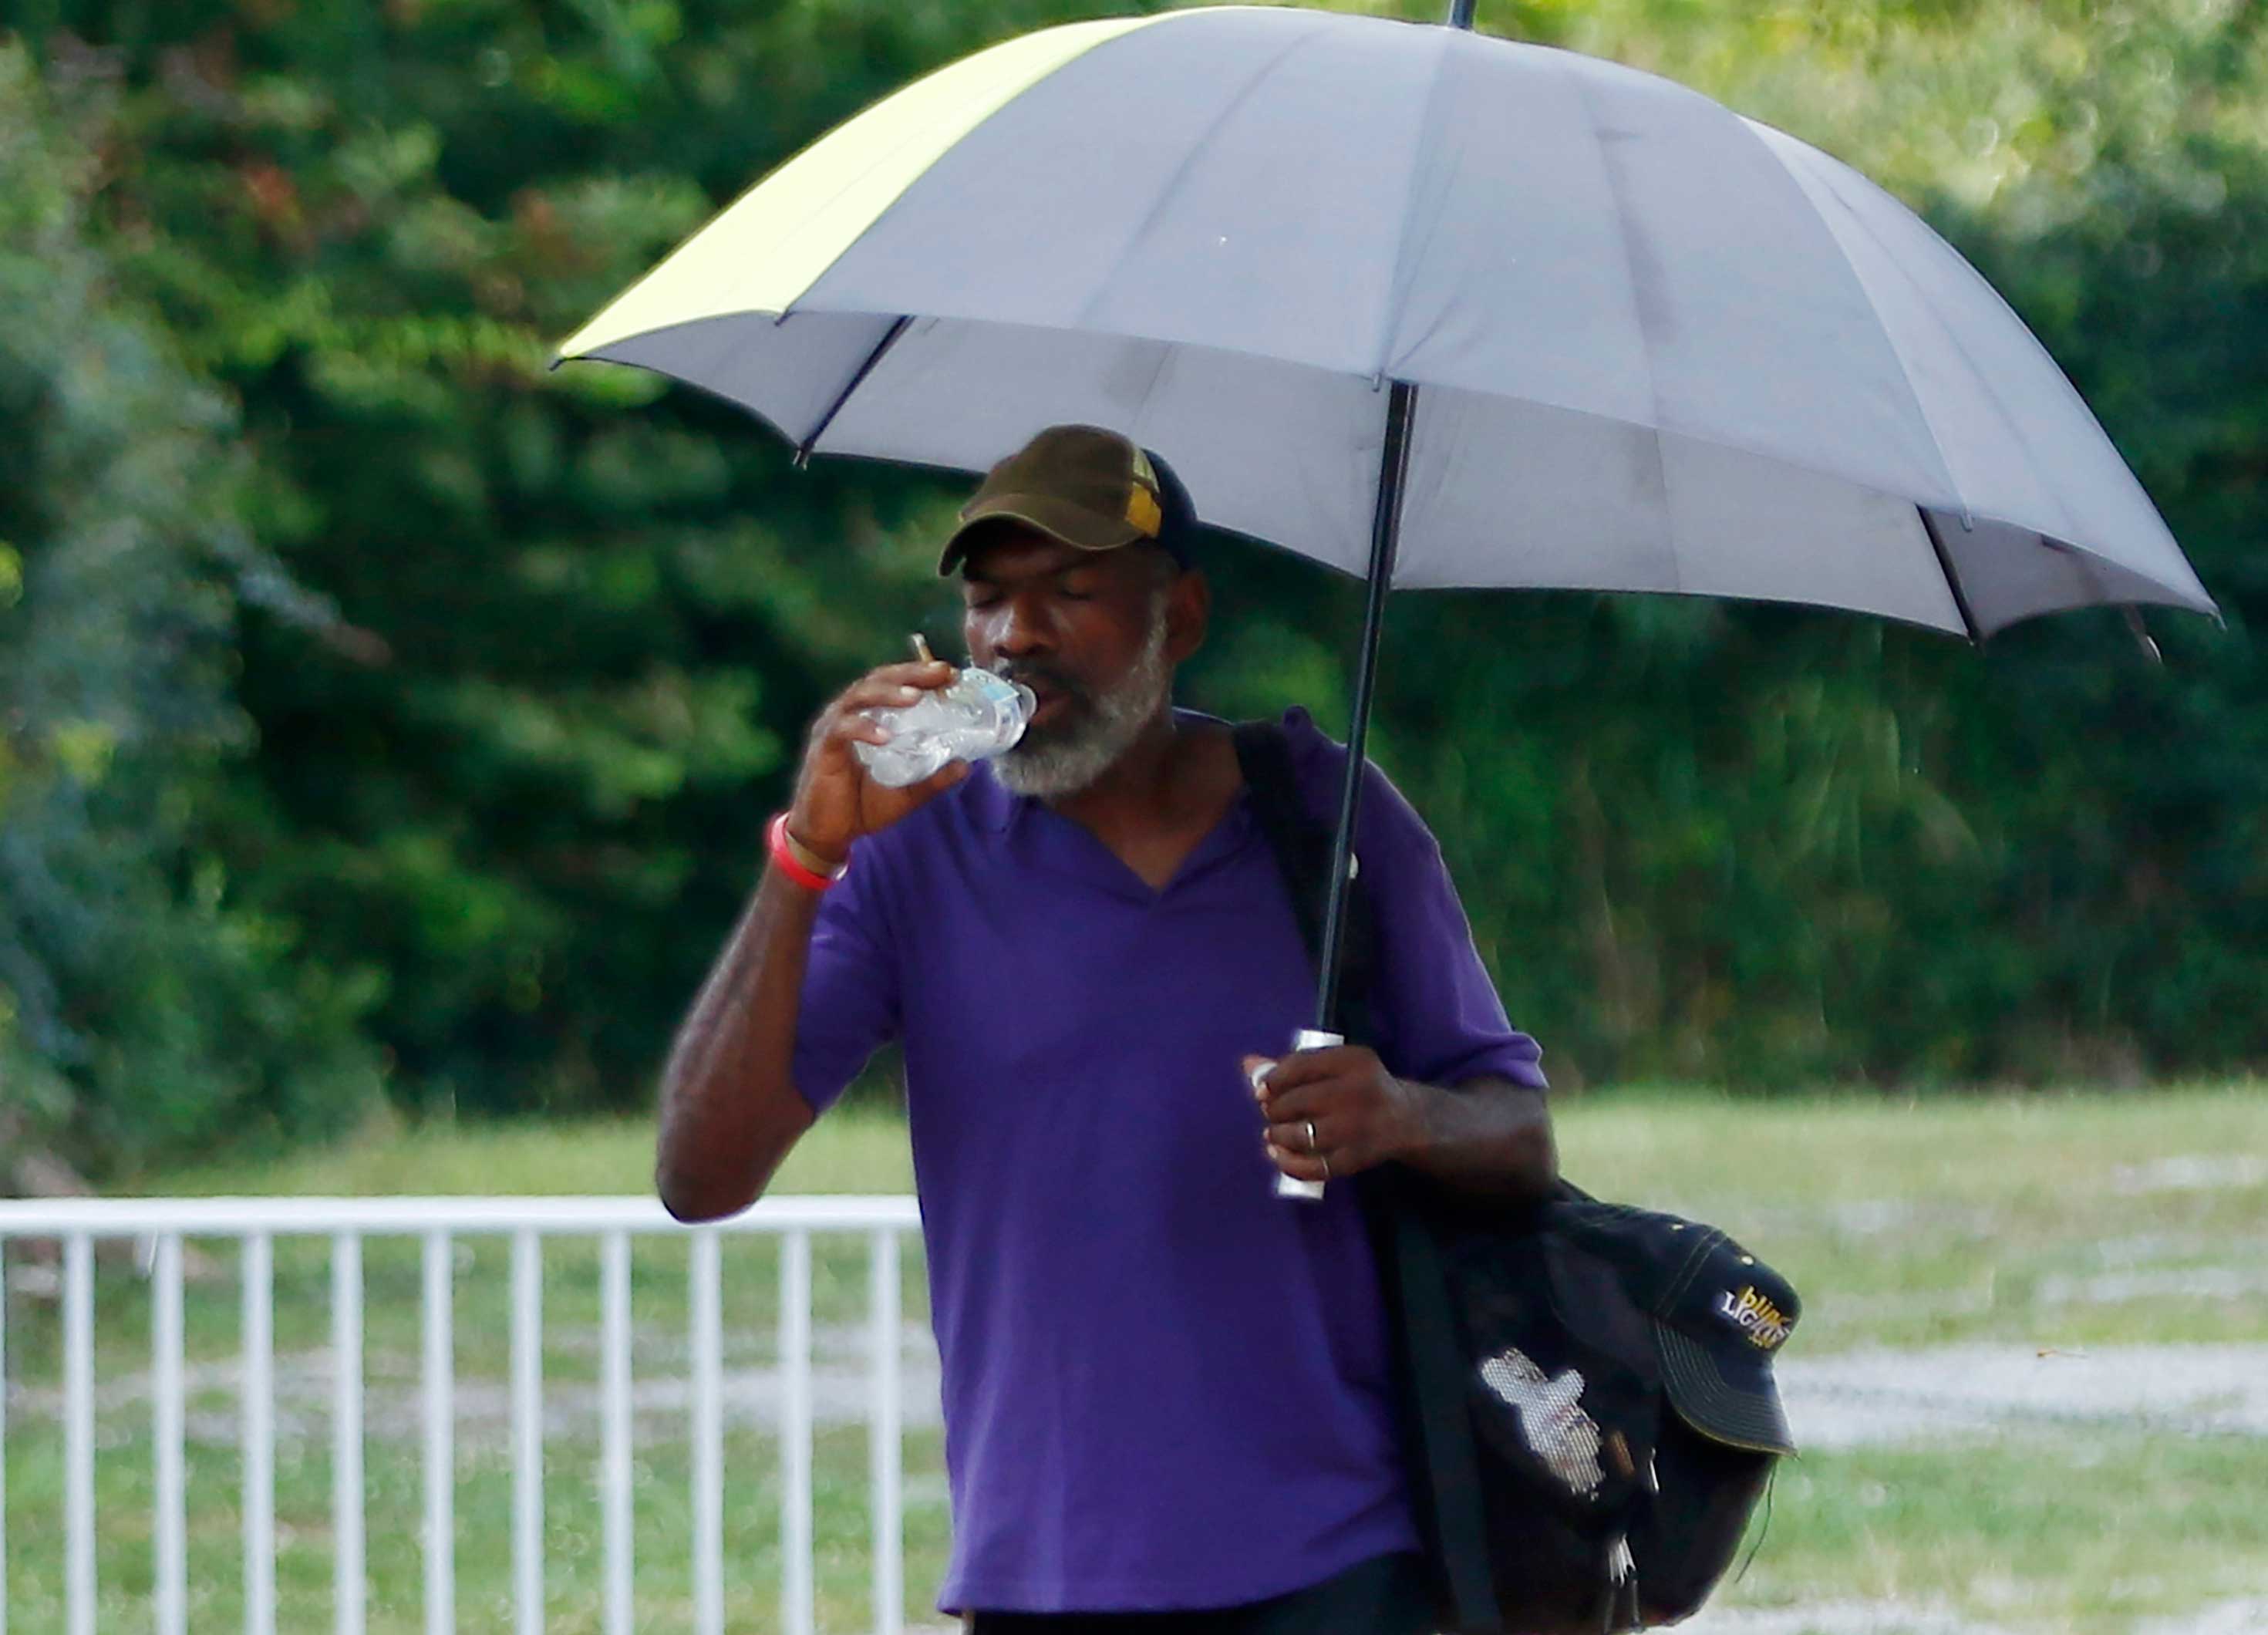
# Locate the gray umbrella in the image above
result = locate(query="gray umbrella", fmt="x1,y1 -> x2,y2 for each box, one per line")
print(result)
558,1 -> 2216,1030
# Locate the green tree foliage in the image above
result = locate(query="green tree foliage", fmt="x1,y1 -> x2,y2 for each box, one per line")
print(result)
0,43 -> 381,1168
3,0 -> 2264,1169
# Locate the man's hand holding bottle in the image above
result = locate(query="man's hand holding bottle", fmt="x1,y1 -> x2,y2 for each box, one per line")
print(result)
785,658 -> 968,868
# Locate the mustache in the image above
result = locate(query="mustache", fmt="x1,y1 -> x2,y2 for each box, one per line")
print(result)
989,658 -> 1091,708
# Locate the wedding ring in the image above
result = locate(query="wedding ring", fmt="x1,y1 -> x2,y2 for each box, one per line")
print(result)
1303,1119 -> 1318,1153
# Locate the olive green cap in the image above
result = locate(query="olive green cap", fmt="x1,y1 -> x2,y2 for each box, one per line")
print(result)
938,424 -> 1191,575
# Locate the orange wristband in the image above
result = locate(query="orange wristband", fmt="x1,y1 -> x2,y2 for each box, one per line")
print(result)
767,813 -> 844,891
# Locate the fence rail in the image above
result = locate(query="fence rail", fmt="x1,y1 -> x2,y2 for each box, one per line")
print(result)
0,1195 -> 925,1635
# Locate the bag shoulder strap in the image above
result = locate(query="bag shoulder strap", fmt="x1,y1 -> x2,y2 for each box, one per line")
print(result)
1230,720 -> 1501,1635
1229,719 -> 1319,942
1229,719 -> 1378,1044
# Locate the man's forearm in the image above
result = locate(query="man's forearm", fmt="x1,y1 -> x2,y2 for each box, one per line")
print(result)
1394,1074 -> 1558,1201
655,865 -> 824,1221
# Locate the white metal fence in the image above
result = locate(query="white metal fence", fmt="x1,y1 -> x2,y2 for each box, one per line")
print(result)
0,1195 -> 925,1635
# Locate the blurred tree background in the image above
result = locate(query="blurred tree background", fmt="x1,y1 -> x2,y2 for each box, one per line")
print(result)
1,0 -> 2262,1176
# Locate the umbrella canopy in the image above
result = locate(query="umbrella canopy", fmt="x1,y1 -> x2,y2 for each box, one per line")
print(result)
560,2 -> 2219,1060
559,5 -> 2214,639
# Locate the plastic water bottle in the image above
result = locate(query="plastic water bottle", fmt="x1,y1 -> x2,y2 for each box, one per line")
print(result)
854,656 -> 1036,788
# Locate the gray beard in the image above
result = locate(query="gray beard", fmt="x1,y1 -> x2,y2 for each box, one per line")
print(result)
992,604 -> 1171,800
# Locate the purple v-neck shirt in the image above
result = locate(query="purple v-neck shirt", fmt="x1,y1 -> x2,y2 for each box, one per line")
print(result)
792,708 -> 1545,1614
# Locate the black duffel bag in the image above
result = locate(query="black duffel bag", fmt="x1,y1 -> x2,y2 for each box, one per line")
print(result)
1387,1181 -> 1799,1633
1233,722 -> 1800,1635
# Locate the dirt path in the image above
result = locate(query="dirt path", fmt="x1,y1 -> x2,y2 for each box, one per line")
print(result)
1781,1341 -> 2268,1448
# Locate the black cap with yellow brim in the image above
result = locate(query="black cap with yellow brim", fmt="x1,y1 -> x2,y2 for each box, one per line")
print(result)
938,423 -> 1195,575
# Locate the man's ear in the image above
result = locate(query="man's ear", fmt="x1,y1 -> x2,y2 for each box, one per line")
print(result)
1164,566 -> 1210,666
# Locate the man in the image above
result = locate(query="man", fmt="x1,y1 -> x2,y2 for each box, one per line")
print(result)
656,424 -> 1555,1633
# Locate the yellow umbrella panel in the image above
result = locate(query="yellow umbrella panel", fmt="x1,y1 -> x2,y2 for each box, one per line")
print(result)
556,13 -> 1168,362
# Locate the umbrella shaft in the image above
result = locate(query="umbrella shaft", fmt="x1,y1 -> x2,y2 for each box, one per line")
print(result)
1316,379 -> 1417,1033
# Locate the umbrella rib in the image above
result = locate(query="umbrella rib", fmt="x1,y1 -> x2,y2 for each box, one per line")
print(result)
1756,131 -> 2115,554
1918,507 -> 1985,646
1371,27 -> 1462,384
1745,126 -> 1976,530
794,315 -> 913,467
1559,53 -> 1679,593
1069,24 -> 1329,332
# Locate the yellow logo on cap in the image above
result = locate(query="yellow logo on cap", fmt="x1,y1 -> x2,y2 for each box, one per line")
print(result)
1126,450 -> 1163,538
1717,1285 -> 1791,1350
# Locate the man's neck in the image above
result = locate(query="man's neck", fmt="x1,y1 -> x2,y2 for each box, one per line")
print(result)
1046,707 -> 1194,832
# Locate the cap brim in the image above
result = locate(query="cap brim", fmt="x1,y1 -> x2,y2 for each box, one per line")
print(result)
1653,1323 -> 1796,1455
937,494 -> 1147,575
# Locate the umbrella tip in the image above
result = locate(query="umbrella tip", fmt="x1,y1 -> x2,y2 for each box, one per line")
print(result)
2124,606 -> 2163,664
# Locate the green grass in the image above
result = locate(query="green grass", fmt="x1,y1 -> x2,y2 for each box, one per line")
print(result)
1558,1084 -> 2268,1357
4,1090 -> 2265,1632
1742,1432 -> 2268,1634
140,1102 -> 918,1198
